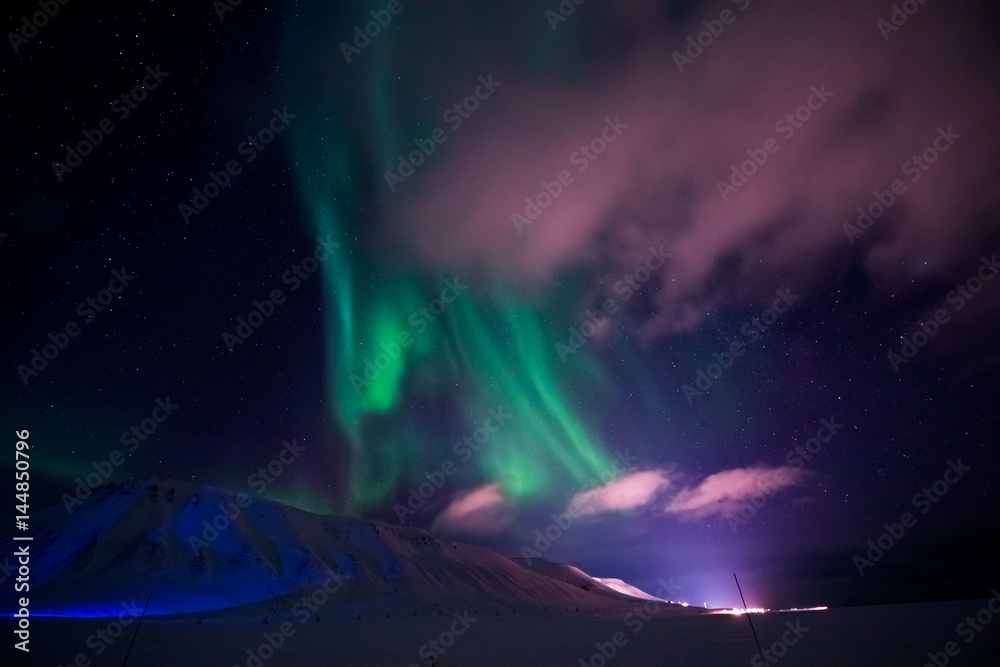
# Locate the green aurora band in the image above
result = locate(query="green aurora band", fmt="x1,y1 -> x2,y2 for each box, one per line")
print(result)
281,2 -> 614,514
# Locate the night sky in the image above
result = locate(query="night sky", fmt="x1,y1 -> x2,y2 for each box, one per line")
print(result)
3,0 -> 999,612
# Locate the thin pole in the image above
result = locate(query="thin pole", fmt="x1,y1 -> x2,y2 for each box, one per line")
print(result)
122,592 -> 152,667
734,573 -> 764,660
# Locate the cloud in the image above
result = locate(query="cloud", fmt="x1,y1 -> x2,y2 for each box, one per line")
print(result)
431,483 -> 512,535
663,465 -> 805,520
432,465 -> 803,530
569,469 -> 674,516
383,0 -> 1000,336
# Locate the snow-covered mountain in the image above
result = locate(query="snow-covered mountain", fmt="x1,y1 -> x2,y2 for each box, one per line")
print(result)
5,478 -> 686,618
592,577 -> 668,602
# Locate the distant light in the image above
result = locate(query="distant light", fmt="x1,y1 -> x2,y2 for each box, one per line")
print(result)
708,605 -> 828,615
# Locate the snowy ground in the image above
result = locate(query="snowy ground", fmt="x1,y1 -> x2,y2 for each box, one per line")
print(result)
9,482 -> 999,665
22,598 -> 1000,666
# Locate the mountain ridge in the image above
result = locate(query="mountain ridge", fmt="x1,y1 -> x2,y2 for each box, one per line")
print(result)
5,478 -> 695,618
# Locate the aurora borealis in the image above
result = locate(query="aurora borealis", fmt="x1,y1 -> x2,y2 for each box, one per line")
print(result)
279,1 -> 617,513
3,0 -> 1000,612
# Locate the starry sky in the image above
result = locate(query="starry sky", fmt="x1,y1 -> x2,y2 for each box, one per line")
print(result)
3,0 -> 999,610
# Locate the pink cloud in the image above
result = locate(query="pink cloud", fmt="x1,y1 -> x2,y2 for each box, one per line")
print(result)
663,465 -> 805,520
383,0 -> 1000,338
431,483 -> 512,535
570,469 -> 674,516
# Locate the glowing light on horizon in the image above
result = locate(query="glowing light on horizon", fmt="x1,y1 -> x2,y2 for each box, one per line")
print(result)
709,605 -> 828,615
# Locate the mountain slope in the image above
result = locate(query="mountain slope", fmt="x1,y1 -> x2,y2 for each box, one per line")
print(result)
592,577 -> 668,602
5,478 -> 692,618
